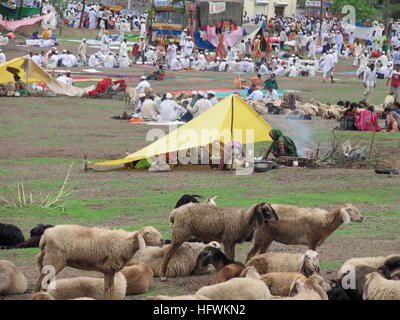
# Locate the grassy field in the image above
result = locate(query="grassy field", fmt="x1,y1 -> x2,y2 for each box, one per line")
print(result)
0,26 -> 399,300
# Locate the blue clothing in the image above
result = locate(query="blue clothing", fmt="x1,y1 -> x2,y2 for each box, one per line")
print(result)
393,51 -> 400,67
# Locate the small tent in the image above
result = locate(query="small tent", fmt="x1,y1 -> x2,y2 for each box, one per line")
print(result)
0,56 -> 94,97
92,94 -> 273,166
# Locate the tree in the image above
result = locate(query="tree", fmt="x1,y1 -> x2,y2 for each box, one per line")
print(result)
50,0 -> 68,35
331,0 -> 379,21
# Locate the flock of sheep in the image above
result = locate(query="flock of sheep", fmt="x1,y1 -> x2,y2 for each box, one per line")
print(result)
1,194 -> 399,300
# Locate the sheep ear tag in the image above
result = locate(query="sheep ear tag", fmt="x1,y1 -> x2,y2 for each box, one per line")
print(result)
340,208 -> 351,224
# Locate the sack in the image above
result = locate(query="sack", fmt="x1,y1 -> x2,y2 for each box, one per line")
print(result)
148,157 -> 171,172
180,112 -> 193,123
134,158 -> 151,169
340,116 -> 356,130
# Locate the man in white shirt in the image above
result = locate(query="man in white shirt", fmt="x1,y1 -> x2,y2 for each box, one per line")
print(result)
187,92 -> 212,117
363,64 -> 376,103
136,76 -> 150,93
264,86 -> 279,103
247,89 -> 264,101
119,38 -> 128,57
245,58 -> 255,73
158,93 -> 186,122
104,52 -> 116,68
207,91 -> 218,106
322,50 -> 334,83
141,95 -> 160,121
56,71 -> 74,86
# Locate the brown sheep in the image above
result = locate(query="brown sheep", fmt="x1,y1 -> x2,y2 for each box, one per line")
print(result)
34,224 -> 164,300
0,260 -> 28,295
247,203 -> 363,261
121,260 -> 153,295
274,274 -> 329,300
262,272 -> 308,296
159,202 -> 278,281
124,87 -> 137,108
363,272 -> 400,300
197,246 -> 245,285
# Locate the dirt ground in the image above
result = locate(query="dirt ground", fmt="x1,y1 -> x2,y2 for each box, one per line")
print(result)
1,26 -> 400,300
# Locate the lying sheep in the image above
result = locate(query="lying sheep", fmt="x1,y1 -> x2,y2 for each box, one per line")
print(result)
246,250 -> 320,277
34,225 -> 164,299
196,266 -> 271,300
0,223 -> 24,247
160,202 -> 278,281
323,106 -> 342,120
0,260 -> 28,295
3,224 -> 54,249
298,103 -> 317,116
145,295 -> 210,300
32,292 -> 95,300
139,241 -> 220,278
247,203 -> 363,261
197,246 -> 245,285
274,274 -> 329,300
329,264 -> 393,300
261,272 -> 307,297
46,272 -> 127,300
337,254 -> 400,278
121,260 -> 153,295
363,272 -> 400,300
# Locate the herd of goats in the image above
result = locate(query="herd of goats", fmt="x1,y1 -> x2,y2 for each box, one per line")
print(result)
0,194 -> 399,300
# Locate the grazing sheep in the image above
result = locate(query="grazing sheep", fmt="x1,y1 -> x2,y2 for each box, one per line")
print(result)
197,246 -> 245,285
46,272 -> 126,300
0,260 -> 28,295
261,272 -> 307,297
140,241 -> 220,278
34,224 -> 164,300
247,203 -> 363,261
245,250 -> 320,277
274,274 -> 329,300
0,223 -> 24,247
337,254 -> 400,278
196,266 -> 271,300
160,202 -> 278,281
120,260 -> 153,295
145,295 -> 210,300
124,87 -> 137,108
363,272 -> 400,300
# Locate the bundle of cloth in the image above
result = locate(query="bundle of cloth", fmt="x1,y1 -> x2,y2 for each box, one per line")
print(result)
88,78 -> 127,96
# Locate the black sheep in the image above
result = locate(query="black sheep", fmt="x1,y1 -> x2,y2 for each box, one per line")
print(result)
0,223 -> 25,246
0,224 -> 54,249
174,194 -> 202,209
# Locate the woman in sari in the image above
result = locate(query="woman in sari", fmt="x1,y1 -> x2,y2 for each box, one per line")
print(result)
14,75 -> 27,96
354,105 -> 382,132
263,129 -> 298,159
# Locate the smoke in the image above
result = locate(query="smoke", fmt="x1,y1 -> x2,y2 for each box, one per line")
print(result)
264,115 -> 314,157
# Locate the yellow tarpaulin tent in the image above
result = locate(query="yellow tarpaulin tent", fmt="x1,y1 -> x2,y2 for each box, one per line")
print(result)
92,94 -> 273,166
0,56 -> 94,97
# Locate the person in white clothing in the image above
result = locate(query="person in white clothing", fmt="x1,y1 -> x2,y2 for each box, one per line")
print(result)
158,93 -> 186,122
207,91 -> 218,106
247,89 -> 264,101
0,48 -> 6,63
104,52 -> 116,68
308,35 -> 316,60
119,54 -> 131,68
258,63 -> 270,75
56,71 -> 74,86
136,76 -> 150,93
264,86 -> 279,103
187,92 -> 212,117
119,38 -> 128,57
322,50 -> 334,83
100,31 -> 110,55
363,63 -> 376,103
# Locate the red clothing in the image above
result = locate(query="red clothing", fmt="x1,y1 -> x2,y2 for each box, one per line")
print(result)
88,78 -> 112,96
391,71 -> 400,88
355,109 -> 382,132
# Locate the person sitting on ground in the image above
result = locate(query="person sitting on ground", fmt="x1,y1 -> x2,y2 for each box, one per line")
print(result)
42,29 -> 50,39
136,75 -> 150,93
248,74 -> 263,88
187,91 -> 212,118
264,86 -> 279,113
263,128 -> 298,159
247,83 -> 257,97
263,73 -> 278,90
280,91 -> 297,110
56,70 -> 74,86
207,91 -> 218,106
158,93 -> 186,122
247,87 -> 264,101
342,102 -> 357,118
355,105 -> 382,132
31,31 -> 39,40
215,141 -> 246,171
14,75 -> 27,96
140,94 -> 160,121
386,111 -> 400,132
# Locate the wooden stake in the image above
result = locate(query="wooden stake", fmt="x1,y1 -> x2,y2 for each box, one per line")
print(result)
83,155 -> 88,172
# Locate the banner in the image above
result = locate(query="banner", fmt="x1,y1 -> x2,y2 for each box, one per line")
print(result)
207,26 -> 243,48
209,2 -> 226,14
0,13 -> 53,32
0,4 -> 41,20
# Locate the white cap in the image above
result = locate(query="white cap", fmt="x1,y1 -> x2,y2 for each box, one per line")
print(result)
198,91 -> 205,97
141,75 -> 146,80
166,93 -> 172,99
207,91 -> 215,96
191,91 -> 197,95
139,93 -> 146,98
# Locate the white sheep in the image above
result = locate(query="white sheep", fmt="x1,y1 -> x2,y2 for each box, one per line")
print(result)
261,272 -> 308,297
120,260 -> 153,295
32,292 -> 95,300
124,87 -> 137,108
139,241 -> 220,278
246,250 -> 320,277
145,295 -> 210,300
247,203 -> 363,261
0,260 -> 28,295
363,272 -> 400,300
195,266 -> 271,300
34,224 -> 164,300
46,272 -> 127,300
274,274 -> 329,300
337,254 -> 400,278
160,202 -> 279,281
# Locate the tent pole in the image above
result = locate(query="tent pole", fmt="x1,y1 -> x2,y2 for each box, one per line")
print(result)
230,95 -> 234,171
